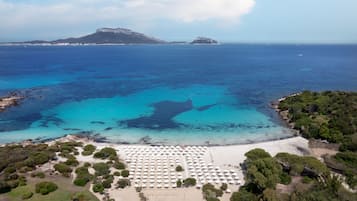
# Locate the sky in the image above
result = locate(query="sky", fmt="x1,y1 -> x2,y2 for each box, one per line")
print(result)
0,0 -> 356,43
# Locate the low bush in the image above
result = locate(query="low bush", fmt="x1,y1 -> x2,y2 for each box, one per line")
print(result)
73,166 -> 93,186
31,171 -> 45,178
279,172 -> 292,185
220,183 -> 228,191
117,179 -> 130,189
82,144 -> 96,156
203,183 -> 223,201
176,179 -> 182,188
21,191 -> 33,200
93,147 -> 117,159
121,170 -> 129,177
113,162 -> 125,170
183,178 -> 196,187
92,182 -> 104,193
175,165 -> 184,172
93,163 -> 110,176
35,181 -> 58,195
54,163 -> 72,176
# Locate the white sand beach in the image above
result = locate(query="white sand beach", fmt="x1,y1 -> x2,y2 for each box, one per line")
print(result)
46,135 -> 309,201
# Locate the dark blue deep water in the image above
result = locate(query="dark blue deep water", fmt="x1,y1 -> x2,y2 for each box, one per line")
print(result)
0,44 -> 356,144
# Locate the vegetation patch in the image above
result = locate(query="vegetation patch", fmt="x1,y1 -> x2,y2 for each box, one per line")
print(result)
74,166 -> 93,187
54,163 -> 72,177
81,144 -> 96,156
93,147 -> 117,159
230,148 -> 357,201
278,91 -> 357,189
35,181 -> 58,195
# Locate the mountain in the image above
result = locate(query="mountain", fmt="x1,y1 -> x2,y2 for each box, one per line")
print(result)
191,37 -> 218,44
27,28 -> 165,44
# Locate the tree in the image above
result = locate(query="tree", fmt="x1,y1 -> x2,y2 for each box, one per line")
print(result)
246,157 -> 282,191
245,149 -> 271,161
230,189 -> 258,201
262,188 -> 278,201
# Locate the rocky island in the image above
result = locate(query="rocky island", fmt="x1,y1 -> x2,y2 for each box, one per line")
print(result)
190,37 -> 218,44
23,28 -> 165,45
0,93 -> 23,112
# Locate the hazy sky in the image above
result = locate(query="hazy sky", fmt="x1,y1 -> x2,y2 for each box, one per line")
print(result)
1,0 -> 356,43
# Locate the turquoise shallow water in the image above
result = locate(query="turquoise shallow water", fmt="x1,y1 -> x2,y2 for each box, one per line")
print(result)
0,45 -> 356,144
0,85 -> 291,144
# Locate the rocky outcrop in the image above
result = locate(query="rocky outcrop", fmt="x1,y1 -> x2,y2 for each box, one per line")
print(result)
0,93 -> 23,112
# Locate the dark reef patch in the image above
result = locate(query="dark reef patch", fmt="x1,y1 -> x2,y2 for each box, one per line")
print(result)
118,99 -> 193,130
196,104 -> 217,111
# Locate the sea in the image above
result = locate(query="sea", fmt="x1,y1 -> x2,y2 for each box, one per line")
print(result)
0,44 -> 356,145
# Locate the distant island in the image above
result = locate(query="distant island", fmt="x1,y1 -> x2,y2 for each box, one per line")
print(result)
2,28 -> 219,45
26,28 -> 165,45
191,37 -> 218,44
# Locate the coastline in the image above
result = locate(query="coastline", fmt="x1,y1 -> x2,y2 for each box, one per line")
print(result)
270,92 -> 302,135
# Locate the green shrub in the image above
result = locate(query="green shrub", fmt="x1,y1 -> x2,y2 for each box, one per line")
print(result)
31,152 -> 51,165
31,171 -> 45,178
220,183 -> 228,191
113,162 -> 125,170
114,171 -> 121,176
302,176 -> 313,184
279,172 -> 292,185
18,176 -> 27,186
84,162 -> 91,167
175,165 -> 184,172
117,179 -> 130,189
93,147 -> 117,159
74,177 -> 89,187
93,163 -> 110,176
183,178 -> 196,187
64,155 -> 79,166
176,179 -> 182,188
84,144 -> 96,152
230,189 -> 258,201
92,183 -> 104,193
121,170 -> 129,177
73,166 -> 93,186
4,166 -> 16,174
21,191 -> 33,200
202,183 -> 223,200
54,163 -> 72,176
334,152 -> 357,169
35,181 -> 58,195
103,179 -> 112,189
245,148 -> 271,161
